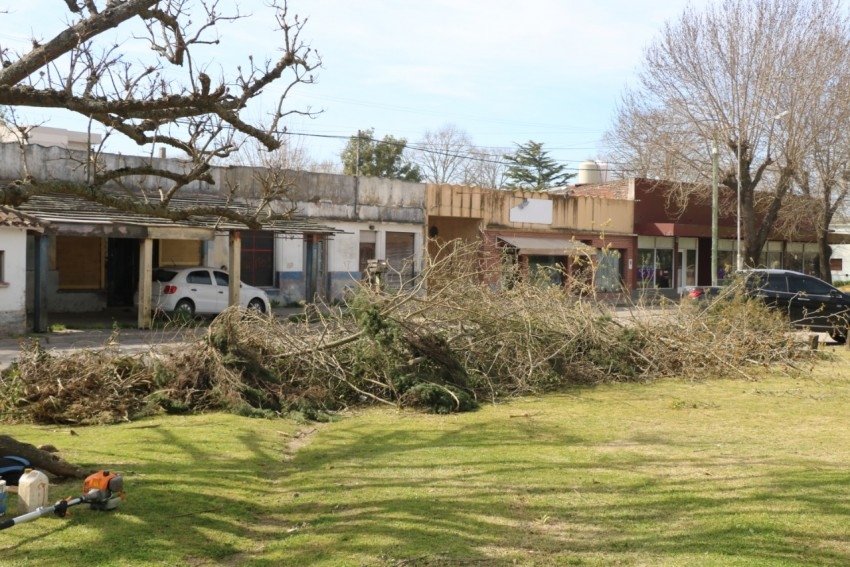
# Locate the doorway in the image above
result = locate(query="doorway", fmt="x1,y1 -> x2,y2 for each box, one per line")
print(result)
678,248 -> 697,293
106,238 -> 139,307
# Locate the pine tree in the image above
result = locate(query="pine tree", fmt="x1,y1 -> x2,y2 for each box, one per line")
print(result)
502,140 -> 574,191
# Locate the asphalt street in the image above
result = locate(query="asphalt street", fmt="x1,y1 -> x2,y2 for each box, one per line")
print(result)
0,306 -> 304,370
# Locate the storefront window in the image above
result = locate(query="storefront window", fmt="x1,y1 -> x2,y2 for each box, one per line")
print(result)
637,247 -> 673,289
596,249 -> 623,292
718,251 -> 735,283
527,255 -> 563,287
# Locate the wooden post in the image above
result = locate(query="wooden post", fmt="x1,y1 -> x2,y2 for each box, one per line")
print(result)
228,231 -> 241,308
137,238 -> 153,329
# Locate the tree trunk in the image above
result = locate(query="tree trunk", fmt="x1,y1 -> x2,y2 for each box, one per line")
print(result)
0,435 -> 89,479
817,234 -> 832,283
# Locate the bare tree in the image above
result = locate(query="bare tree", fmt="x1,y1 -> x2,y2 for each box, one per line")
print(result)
790,70 -> 850,282
460,147 -> 506,189
604,0 -> 850,268
411,124 -> 473,185
0,0 -> 320,228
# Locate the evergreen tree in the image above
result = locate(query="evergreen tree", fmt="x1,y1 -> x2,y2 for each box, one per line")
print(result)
341,129 -> 423,182
502,140 -> 574,191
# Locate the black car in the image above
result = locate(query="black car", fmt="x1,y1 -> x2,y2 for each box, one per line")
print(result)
685,269 -> 850,343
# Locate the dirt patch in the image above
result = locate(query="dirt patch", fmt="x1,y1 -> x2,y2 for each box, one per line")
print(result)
282,424 -> 325,461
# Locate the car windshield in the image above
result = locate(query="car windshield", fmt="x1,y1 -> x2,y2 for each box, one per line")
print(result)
152,269 -> 179,282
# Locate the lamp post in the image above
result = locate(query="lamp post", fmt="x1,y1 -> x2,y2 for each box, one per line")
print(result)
735,111 -> 789,272
736,136 -> 743,271
711,137 -> 719,286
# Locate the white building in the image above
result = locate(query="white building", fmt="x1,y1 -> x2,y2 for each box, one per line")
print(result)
0,124 -> 102,150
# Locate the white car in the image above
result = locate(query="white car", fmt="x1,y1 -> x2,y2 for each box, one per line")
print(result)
142,266 -> 271,317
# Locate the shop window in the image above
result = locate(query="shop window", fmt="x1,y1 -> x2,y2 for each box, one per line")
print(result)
527,255 -> 564,287
637,248 -> 673,289
596,249 -> 624,292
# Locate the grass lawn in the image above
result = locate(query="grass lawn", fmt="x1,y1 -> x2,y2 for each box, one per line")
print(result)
2,351 -> 850,566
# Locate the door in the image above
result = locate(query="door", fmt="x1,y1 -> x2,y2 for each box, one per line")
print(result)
748,273 -> 796,322
787,273 -> 850,331
385,232 -> 415,291
678,249 -> 697,294
213,269 -> 233,311
305,235 -> 327,303
184,268 -> 221,314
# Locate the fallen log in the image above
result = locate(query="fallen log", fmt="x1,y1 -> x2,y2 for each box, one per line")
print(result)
0,435 -> 88,479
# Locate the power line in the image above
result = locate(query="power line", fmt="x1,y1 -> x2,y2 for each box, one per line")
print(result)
279,129 -> 607,173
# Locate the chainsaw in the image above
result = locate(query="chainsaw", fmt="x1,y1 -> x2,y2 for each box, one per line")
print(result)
0,470 -> 125,531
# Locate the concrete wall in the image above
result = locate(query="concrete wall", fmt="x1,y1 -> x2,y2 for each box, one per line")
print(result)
0,227 -> 28,334
426,184 -> 633,235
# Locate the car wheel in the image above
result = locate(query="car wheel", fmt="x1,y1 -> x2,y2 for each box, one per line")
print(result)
829,328 -> 847,344
173,299 -> 196,318
247,298 -> 266,313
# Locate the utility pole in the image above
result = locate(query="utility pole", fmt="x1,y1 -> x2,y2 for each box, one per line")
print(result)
711,136 -> 719,286
354,130 -> 361,215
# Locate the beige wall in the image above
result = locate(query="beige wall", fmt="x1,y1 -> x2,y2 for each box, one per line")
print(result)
426,184 -> 633,235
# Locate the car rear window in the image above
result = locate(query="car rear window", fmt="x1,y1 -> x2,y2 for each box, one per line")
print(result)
152,269 -> 178,282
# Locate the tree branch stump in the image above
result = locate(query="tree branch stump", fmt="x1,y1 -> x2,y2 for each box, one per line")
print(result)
0,435 -> 88,479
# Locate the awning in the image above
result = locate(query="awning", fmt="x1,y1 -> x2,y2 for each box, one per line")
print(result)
497,235 -> 593,256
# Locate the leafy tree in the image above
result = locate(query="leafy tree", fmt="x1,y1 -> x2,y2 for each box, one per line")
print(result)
341,128 -> 422,182
604,0 -> 850,273
502,140 -> 574,191
0,0 -> 320,228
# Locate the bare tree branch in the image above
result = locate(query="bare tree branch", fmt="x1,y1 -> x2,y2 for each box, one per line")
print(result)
0,0 -> 322,228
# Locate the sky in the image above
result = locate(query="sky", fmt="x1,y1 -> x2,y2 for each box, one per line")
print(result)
0,0 -> 711,176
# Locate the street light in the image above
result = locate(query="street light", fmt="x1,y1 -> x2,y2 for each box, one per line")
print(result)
735,110 -> 789,272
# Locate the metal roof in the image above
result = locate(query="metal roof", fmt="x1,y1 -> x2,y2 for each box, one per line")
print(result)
14,192 -> 343,238
497,235 -> 594,256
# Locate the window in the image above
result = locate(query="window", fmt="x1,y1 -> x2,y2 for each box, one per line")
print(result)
214,271 -> 229,286
240,230 -> 274,287
637,237 -> 674,289
527,255 -> 564,287
830,258 -> 843,271
186,270 -> 212,285
596,249 -> 624,292
637,248 -> 673,288
789,275 -> 833,295
56,236 -> 103,289
158,239 -> 202,266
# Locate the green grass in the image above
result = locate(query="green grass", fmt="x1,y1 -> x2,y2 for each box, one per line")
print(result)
3,353 -> 850,565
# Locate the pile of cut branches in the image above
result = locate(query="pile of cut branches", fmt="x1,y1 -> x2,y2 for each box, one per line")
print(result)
0,242 -> 816,424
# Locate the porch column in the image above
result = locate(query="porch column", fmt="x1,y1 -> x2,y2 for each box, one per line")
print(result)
137,238 -> 153,329
32,234 -> 49,333
228,231 -> 241,308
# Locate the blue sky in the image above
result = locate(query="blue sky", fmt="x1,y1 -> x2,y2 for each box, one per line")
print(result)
1,0 -> 709,174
